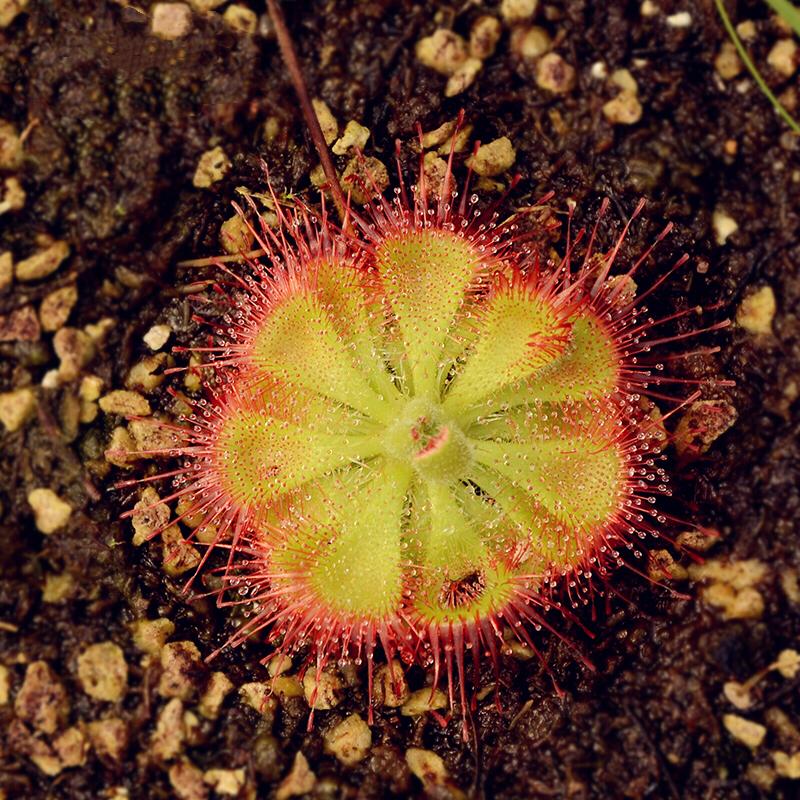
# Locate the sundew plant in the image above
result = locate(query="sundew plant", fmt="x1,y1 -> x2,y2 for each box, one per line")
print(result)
122,148 -> 725,730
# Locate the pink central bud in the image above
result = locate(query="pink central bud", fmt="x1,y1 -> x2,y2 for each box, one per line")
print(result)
382,398 -> 473,483
413,421 -> 449,458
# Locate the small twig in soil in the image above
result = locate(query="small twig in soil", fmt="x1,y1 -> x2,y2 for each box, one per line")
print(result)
621,701 -> 681,800
176,249 -> 267,268
265,0 -> 350,224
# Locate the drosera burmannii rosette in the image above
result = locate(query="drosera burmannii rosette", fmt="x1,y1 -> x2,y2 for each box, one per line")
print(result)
117,140 -> 732,734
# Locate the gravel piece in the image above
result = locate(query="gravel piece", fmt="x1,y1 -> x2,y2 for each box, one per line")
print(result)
15,240 -> 70,282
416,29 -> 468,76
239,681 -> 278,718
162,524 -> 201,576
84,317 -> 114,344
446,57 -> 483,97
268,653 -> 293,677
152,3 -> 192,40
272,675 -> 304,698
332,120 -> 370,156
0,0 -> 29,29
312,99 -> 338,145
0,387 -> 35,431
11,724 -> 62,776
723,714 -> 767,748
674,399 -> 737,456
222,4 -> 257,34
175,494 -> 214,536
276,752 -> 316,800
77,642 -> 128,702
187,0 -> 224,10
0,664 -> 10,705
723,681 -> 753,710
372,661 -> 409,707
27,488 -> 71,534
0,119 -> 22,168
323,714 -> 372,766
0,175 -> 26,213
470,15 -> 501,59
150,698 -> 186,761
737,285 -> 776,335
99,389 -> 151,416
158,641 -> 204,701
510,26 -> 551,60
129,417 -> 175,454
126,353 -> 169,392
192,146 -> 231,188
648,549 -> 688,581
42,572 -> 76,603
466,136 -> 516,176
78,397 -> 97,424
0,250 -> 11,290
676,529 -> 717,552
401,687 -> 448,716
170,759 -> 209,800
735,18 -> 756,38
640,0 -> 658,16
143,323 -> 171,350
603,91 -> 643,125
691,558 -> 768,620
0,305 -> 40,341
131,617 -> 175,655
198,671 -> 234,719
39,285 -> 78,332
341,156 -> 389,204
87,717 -> 128,762
610,67 -> 638,93
437,124 -> 473,154
53,726 -> 89,768
765,705 -> 800,748
406,748 -> 450,788
768,39 -> 798,78
422,152 -> 448,196
105,426 -> 138,468
54,327 -> 95,382
535,52 -> 576,93
219,213 -> 254,254
203,768 -> 246,796
420,119 -> 456,148
131,486 -> 174,544
303,670 -> 343,710
666,11 -> 691,28
773,751 -> 800,779
692,558 -> 768,589
712,208 -> 738,244
14,661 -> 69,734
500,0 -> 538,24
774,649 -> 800,679
715,41 -> 742,79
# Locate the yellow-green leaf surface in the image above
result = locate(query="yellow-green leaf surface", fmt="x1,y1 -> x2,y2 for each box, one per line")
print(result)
374,230 -> 484,398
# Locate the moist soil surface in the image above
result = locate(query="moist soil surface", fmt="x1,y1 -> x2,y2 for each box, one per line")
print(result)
1,1 -> 799,798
